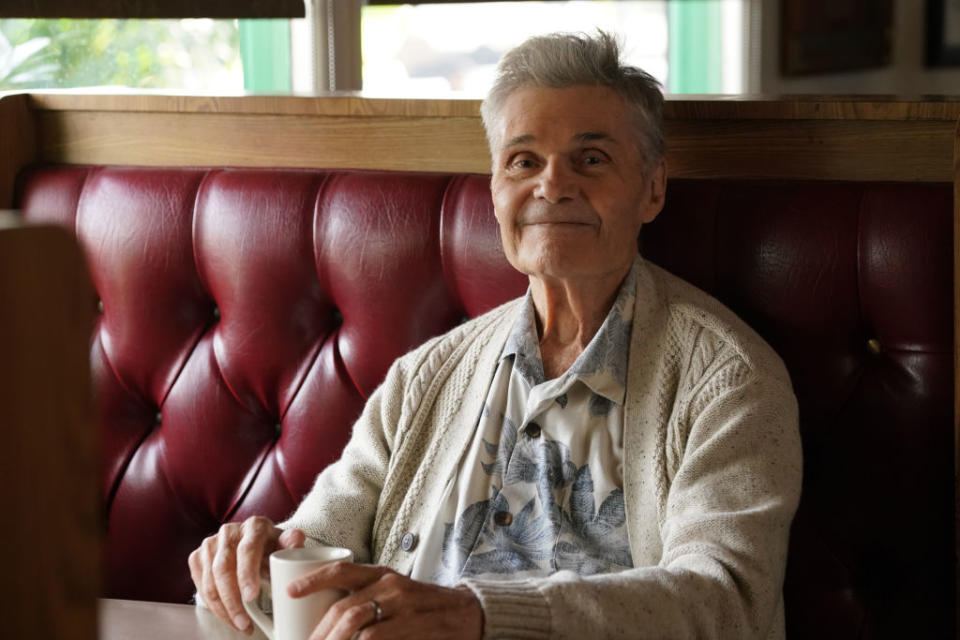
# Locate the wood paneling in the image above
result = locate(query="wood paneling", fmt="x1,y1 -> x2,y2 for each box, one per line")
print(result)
26,93 -> 483,118
25,92 -> 960,121
0,95 -> 37,208
0,223 -> 98,640
30,107 -> 957,182
34,111 -> 493,174
664,119 -> 956,182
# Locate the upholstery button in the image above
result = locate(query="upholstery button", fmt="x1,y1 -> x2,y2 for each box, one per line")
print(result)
524,422 -> 541,438
332,309 -> 343,325
867,338 -> 882,355
400,532 -> 418,552
493,511 -> 513,526
97,299 -> 104,314
274,422 -> 282,437
212,306 -> 221,320
154,411 -> 162,426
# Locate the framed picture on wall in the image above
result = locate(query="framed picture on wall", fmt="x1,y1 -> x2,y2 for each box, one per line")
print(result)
781,0 -> 893,76
926,0 -> 960,66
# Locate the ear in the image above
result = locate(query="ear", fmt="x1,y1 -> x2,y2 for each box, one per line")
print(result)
640,159 -> 667,224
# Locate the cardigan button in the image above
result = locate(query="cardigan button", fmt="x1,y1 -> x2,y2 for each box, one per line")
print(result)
524,422 -> 541,438
400,532 -> 418,552
493,511 -> 513,527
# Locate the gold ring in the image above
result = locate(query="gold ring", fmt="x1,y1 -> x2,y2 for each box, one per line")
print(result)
369,599 -> 383,622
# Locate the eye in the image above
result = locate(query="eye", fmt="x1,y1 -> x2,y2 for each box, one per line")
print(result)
505,153 -> 538,172
579,149 -> 611,168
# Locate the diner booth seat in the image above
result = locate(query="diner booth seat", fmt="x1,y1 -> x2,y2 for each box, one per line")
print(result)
13,151 -> 956,636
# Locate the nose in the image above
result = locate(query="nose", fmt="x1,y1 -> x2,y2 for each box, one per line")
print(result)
532,158 -> 577,203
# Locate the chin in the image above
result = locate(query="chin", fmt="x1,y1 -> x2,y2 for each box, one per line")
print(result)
515,254 -> 594,281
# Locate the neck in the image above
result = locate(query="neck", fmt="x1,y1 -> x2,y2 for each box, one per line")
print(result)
529,260 -> 633,378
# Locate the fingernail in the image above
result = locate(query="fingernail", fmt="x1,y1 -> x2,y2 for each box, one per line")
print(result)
234,614 -> 250,630
288,582 -> 301,596
242,584 -> 256,601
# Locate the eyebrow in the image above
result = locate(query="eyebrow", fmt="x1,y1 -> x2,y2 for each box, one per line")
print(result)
503,134 -> 535,149
576,131 -> 616,144
502,131 -> 617,150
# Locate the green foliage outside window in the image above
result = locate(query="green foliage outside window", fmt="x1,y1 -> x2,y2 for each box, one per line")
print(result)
0,18 -> 241,91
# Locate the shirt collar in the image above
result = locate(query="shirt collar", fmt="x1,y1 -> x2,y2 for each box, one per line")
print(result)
500,256 -> 640,404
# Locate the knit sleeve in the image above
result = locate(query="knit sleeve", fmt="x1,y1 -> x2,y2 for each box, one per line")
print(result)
463,371 -> 802,640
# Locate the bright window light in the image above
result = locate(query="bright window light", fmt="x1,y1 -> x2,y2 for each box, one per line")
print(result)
360,2 -> 670,98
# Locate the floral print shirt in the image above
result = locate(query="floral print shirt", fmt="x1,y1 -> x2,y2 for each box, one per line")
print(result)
410,258 -> 639,586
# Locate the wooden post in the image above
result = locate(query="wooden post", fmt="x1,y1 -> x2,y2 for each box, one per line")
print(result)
0,220 -> 98,640
0,94 -> 37,209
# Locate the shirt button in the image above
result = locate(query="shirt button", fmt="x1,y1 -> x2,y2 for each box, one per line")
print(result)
400,532 -> 418,552
493,511 -> 513,527
524,422 -> 541,438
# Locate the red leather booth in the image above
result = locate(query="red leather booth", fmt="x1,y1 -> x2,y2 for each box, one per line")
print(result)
14,160 -> 955,638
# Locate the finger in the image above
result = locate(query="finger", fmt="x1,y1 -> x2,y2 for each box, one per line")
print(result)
236,517 -> 277,601
289,561 -> 391,598
211,523 -> 251,633
309,571 -> 402,640
278,527 -> 306,549
187,548 -> 204,600
309,597 -> 381,640
199,536 -> 231,625
347,616 -> 426,640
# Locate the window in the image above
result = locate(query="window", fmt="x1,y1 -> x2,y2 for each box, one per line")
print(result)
362,2 -> 669,97
0,18 -> 242,91
360,1 -> 749,97
1,2 -> 751,95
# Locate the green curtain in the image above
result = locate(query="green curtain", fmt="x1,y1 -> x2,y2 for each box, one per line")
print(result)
239,18 -> 291,92
668,0 -> 722,94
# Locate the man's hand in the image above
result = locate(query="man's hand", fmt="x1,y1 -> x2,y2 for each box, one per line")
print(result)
288,561 -> 483,640
188,516 -> 305,635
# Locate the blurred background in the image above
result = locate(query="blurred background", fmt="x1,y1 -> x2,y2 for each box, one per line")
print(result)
1,0 -> 957,97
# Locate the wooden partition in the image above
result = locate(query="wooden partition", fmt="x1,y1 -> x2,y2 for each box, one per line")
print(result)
0,219 -> 98,640
1,91 -> 959,634
0,93 -> 958,184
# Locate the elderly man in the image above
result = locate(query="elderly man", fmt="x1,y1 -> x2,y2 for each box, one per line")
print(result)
190,31 -> 801,639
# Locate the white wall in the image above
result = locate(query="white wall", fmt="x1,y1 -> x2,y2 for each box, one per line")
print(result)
759,0 -> 960,95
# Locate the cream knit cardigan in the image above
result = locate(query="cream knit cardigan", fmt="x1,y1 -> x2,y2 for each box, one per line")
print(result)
282,258 -> 802,639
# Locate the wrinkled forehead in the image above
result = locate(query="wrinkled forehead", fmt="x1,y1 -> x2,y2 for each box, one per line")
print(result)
491,85 -> 643,154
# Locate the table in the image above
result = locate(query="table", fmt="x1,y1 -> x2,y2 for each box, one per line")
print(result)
99,599 -> 268,640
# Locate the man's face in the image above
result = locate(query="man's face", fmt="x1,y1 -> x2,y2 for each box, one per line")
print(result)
490,85 -> 666,284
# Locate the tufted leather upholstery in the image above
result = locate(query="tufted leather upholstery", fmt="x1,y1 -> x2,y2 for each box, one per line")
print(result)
15,166 -> 954,638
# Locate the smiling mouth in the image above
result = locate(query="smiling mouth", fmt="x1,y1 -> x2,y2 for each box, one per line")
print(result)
524,221 -> 592,227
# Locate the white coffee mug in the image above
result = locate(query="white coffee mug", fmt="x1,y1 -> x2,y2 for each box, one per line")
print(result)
243,546 -> 353,640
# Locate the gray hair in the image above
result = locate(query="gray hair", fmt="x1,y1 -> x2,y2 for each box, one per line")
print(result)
480,30 -> 665,170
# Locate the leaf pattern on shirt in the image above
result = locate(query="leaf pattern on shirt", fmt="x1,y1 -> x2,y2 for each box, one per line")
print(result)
589,393 -> 614,417
556,465 -> 633,573
480,408 -> 518,477
461,497 -> 555,576
438,498 -> 491,583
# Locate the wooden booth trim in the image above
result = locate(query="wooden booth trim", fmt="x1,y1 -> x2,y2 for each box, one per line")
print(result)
23,91 -> 960,121
3,92 -> 958,184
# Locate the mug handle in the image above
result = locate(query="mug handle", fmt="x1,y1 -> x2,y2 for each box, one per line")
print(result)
242,580 -> 274,640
